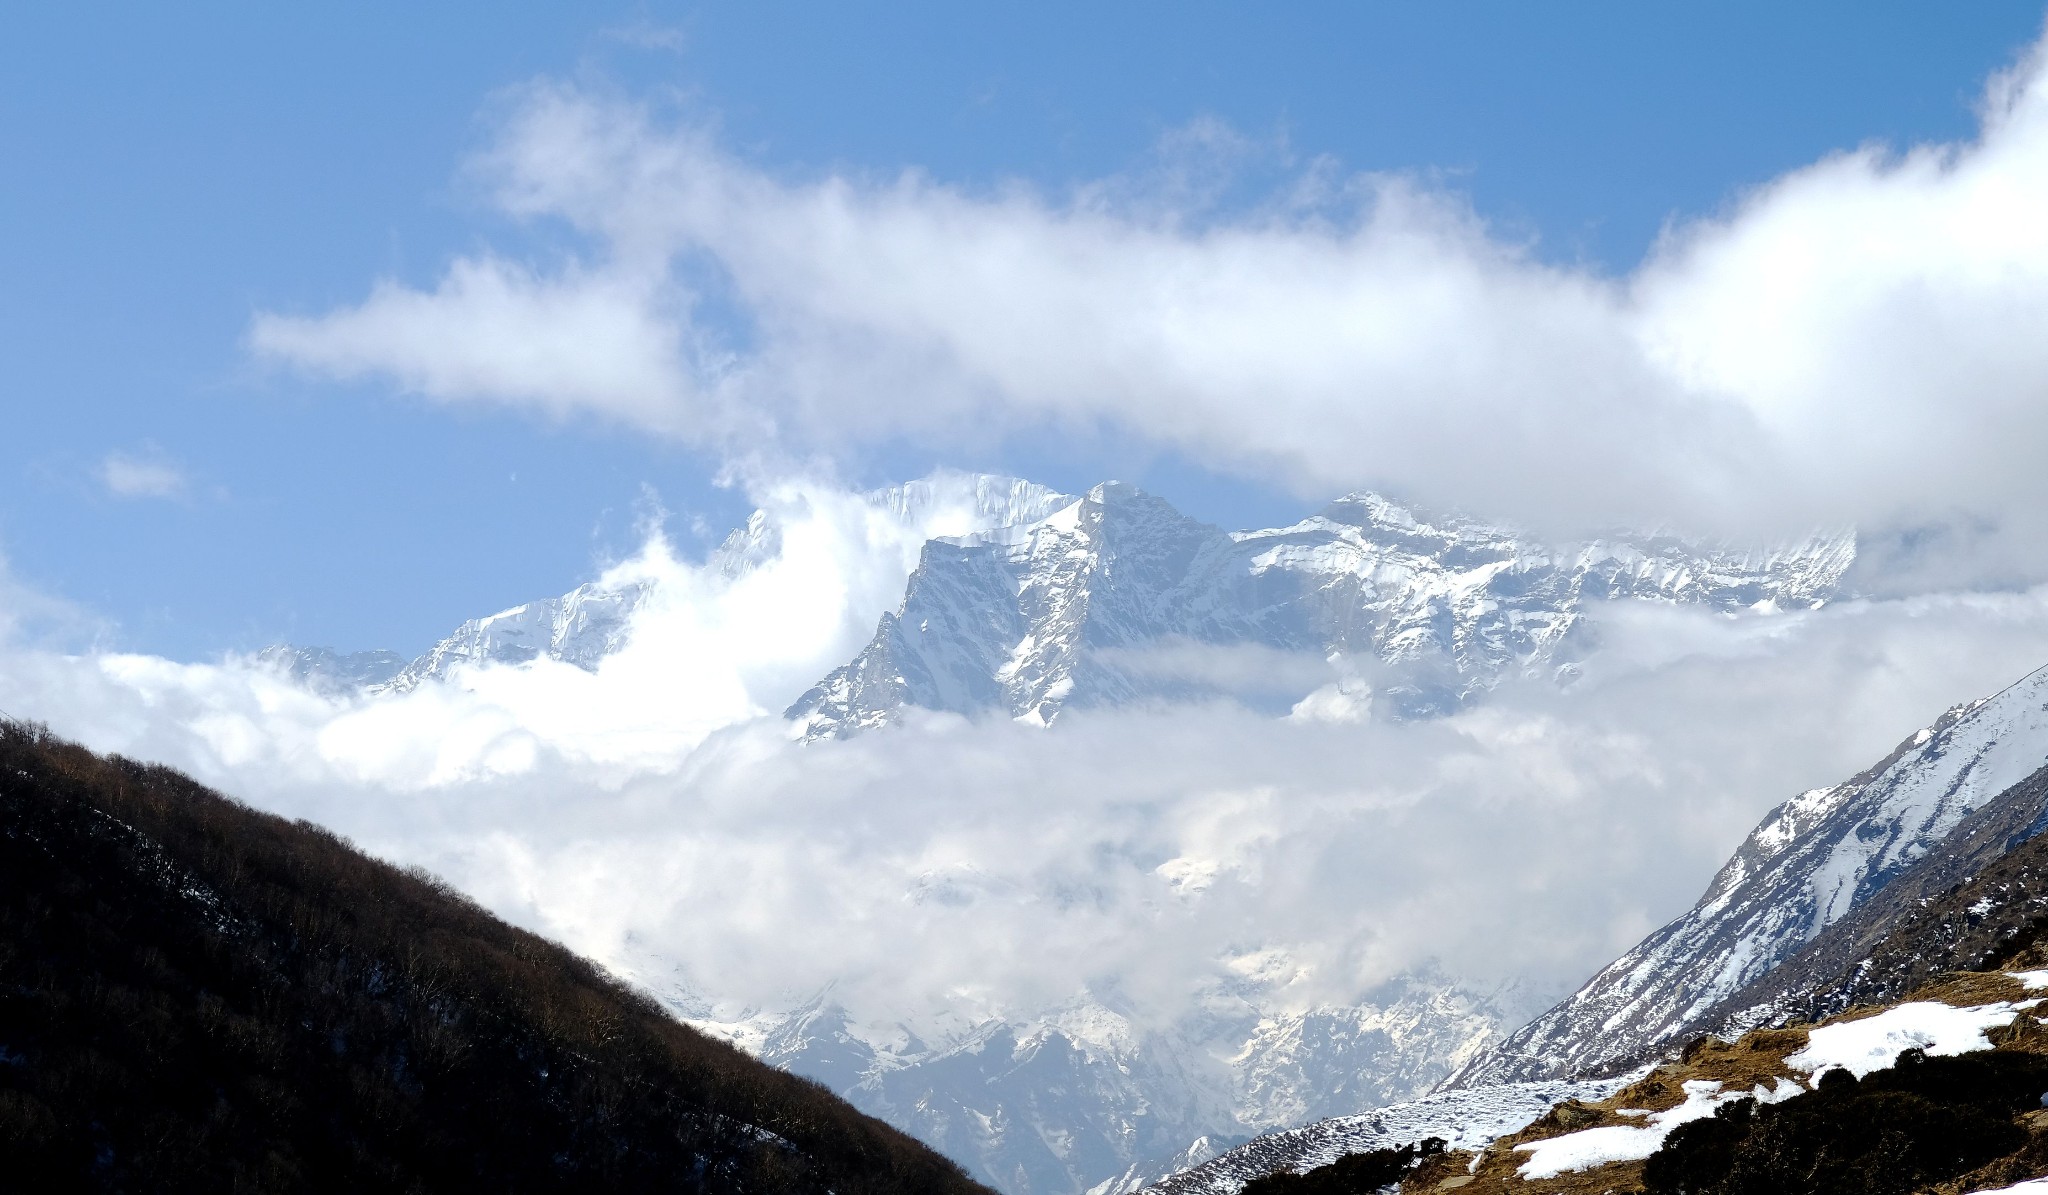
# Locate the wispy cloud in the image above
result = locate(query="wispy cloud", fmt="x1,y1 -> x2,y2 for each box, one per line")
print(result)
97,449 -> 188,499
251,25 -> 2048,584
598,18 -> 687,53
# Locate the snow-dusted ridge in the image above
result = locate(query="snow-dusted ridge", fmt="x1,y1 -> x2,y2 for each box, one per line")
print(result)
1448,661 -> 2048,1091
275,473 -> 1852,727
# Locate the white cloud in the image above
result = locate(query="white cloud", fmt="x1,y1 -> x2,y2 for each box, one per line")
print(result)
252,26 -> 2048,579
10,480 -> 2048,1042
98,449 -> 188,499
250,258 -> 720,437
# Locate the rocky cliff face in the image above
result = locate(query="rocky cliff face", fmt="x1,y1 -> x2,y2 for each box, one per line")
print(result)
1699,757 -> 2048,1036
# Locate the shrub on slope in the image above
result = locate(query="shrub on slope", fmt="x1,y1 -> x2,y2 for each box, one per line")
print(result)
1237,1138 -> 1443,1195
1642,1049 -> 2048,1195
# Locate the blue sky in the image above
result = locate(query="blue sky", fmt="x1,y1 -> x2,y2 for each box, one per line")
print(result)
4,2 -> 2044,660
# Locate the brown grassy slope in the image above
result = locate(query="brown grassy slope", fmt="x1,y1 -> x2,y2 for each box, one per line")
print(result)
0,720 -> 991,1195
1396,971 -> 2048,1195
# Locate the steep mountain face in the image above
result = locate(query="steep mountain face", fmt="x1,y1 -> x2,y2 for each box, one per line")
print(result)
1446,663 -> 2048,1090
0,720 -> 987,1195
1698,758 -> 2048,1035
789,483 -> 1855,738
647,972 -> 1536,1195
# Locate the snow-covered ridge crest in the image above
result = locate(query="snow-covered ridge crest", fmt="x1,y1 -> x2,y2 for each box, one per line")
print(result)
788,481 -> 1856,739
272,474 -> 1851,734
1446,661 -> 2048,1090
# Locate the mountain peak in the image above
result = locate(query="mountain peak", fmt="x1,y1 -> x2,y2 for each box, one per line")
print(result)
791,482 -> 1857,738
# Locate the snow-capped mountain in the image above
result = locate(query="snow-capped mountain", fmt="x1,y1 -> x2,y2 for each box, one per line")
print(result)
788,482 -> 1854,738
643,968 -> 1538,1195
1445,661 -> 2048,1090
381,579 -> 655,692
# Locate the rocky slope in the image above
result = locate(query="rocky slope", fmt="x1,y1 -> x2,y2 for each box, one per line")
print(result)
1447,663 -> 2048,1090
788,482 -> 1855,738
1416,968 -> 2048,1195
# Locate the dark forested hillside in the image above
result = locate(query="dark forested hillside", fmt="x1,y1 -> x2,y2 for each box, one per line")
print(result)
0,720 -> 990,1195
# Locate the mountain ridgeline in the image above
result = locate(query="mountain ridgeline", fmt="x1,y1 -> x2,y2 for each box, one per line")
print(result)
278,474 -> 1857,738
787,483 -> 1853,738
0,720 -> 987,1195
1446,662 -> 2048,1091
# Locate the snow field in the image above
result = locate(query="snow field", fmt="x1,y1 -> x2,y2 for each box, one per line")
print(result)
1517,993 -> 2048,1181
1785,999 -> 2042,1082
1513,1079 -> 1802,1180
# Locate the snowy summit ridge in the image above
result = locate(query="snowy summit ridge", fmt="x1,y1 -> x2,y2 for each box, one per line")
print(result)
787,481 -> 1855,739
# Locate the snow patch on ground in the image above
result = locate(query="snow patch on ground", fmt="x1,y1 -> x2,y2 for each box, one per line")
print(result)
1968,1180 -> 2048,1194
1513,1078 -> 1802,1180
1149,1076 -> 1638,1195
1785,1000 -> 2041,1082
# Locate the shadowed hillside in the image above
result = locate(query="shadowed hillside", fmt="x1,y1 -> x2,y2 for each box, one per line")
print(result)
0,719 -> 990,1195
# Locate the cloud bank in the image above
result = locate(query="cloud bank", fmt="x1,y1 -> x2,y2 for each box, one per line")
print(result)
11,485 -> 2048,1042
253,26 -> 2048,574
